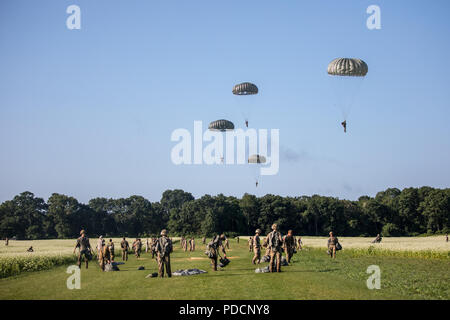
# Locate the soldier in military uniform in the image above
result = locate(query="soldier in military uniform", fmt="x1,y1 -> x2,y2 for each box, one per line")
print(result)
248,236 -> 253,252
73,230 -> 93,269
225,237 -> 230,249
297,236 -> 303,250
267,224 -> 283,272
262,236 -> 271,257
156,229 -> 173,278
206,234 -> 227,271
120,237 -> 129,261
151,237 -> 158,259
5,237 -> 8,246
236,236 -> 239,244
202,236 -> 206,245
283,230 -> 295,263
103,241 -> 113,265
189,237 -> 195,251
97,235 -> 105,270
252,229 -> 262,265
108,239 -> 115,262
327,231 -> 338,259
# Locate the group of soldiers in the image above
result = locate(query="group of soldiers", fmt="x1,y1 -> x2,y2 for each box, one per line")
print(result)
72,225 -> 343,278
248,224 -> 303,272
74,229 -> 174,277
180,236 -> 196,252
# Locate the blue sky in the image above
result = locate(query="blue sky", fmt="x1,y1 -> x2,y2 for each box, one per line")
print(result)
1,0 -> 449,203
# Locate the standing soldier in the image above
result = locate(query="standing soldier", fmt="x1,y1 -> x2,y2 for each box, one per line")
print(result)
183,237 -> 188,252
236,236 -> 239,244
252,229 -> 262,265
202,236 -> 206,245
73,230 -> 93,269
145,238 -> 150,253
297,236 -> 303,250
120,237 -> 129,261
133,238 -> 142,258
151,237 -> 157,259
5,237 -> 8,246
206,234 -> 227,271
283,230 -> 295,263
156,229 -> 173,278
446,234 -> 448,243
97,235 -> 105,270
262,236 -> 271,257
108,239 -> 115,262
225,237 -> 230,249
248,236 -> 253,252
327,231 -> 338,259
267,224 -> 283,272
189,237 -> 195,251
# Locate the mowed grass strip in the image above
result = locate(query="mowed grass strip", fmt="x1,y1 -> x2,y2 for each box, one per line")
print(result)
0,239 -> 448,300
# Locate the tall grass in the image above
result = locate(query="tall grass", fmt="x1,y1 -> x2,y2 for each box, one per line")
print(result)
0,254 -> 78,279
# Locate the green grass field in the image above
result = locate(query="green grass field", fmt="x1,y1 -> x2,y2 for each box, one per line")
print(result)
0,238 -> 448,300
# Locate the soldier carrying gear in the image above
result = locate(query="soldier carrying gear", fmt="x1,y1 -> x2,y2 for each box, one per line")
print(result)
73,230 -> 93,269
120,237 -> 129,261
252,229 -> 262,265
103,242 -> 113,266
206,234 -> 227,271
283,230 -> 295,263
156,229 -> 173,278
327,231 -> 339,259
341,120 -> 347,133
267,224 -> 283,272
245,120 -> 249,128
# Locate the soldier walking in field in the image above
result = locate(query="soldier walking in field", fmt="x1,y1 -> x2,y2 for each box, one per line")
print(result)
327,231 -> 339,259
267,224 -> 283,272
206,234 -> 227,271
156,229 -> 173,278
252,229 -> 262,265
283,230 -> 295,263
73,230 -> 93,269
120,237 -> 129,261
297,236 -> 303,250
248,236 -> 253,252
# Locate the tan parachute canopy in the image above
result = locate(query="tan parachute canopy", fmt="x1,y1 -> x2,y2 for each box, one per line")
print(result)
327,58 -> 368,77
232,82 -> 258,95
248,154 -> 266,164
208,119 -> 235,131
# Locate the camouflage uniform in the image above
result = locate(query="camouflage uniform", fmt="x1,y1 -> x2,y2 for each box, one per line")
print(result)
189,238 -> 195,251
207,235 -> 226,271
108,240 -> 115,261
252,231 -> 261,264
283,234 -> 295,263
121,238 -> 129,261
97,237 -> 105,270
327,235 -> 338,259
248,236 -> 253,252
267,226 -> 283,272
75,234 -> 92,269
156,230 -> 173,278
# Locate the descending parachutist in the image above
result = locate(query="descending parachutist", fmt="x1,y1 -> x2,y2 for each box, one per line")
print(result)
341,120 -> 347,133
245,120 -> 248,128
255,181 -> 258,188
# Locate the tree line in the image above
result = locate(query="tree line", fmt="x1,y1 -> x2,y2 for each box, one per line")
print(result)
0,187 -> 448,240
